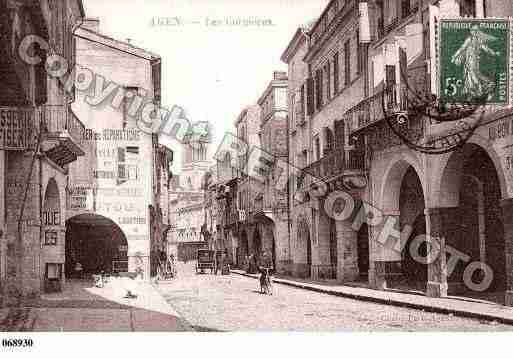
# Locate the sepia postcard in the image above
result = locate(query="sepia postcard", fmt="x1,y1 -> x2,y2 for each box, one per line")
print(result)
1,0 -> 513,357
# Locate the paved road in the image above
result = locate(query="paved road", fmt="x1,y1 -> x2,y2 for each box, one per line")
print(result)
158,262 -> 513,331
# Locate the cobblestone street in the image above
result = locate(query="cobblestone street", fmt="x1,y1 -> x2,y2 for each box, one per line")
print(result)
158,262 -> 513,331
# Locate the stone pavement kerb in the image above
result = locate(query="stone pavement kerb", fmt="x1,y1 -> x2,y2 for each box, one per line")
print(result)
231,270 -> 513,326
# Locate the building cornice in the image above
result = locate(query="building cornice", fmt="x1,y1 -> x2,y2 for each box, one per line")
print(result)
280,27 -> 308,64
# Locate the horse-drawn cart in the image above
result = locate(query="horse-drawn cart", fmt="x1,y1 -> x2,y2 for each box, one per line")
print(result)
196,249 -> 215,274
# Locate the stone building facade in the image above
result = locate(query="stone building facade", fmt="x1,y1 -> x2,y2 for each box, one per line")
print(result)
0,0 -> 87,300
254,71 -> 289,272
277,0 -> 513,307
167,133 -> 211,260
345,0 -> 513,303
67,18 -> 169,280
203,153 -> 238,263
281,0 -> 368,282
233,105 -> 264,269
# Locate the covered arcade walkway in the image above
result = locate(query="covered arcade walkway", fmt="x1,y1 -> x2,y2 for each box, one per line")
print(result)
65,214 -> 128,277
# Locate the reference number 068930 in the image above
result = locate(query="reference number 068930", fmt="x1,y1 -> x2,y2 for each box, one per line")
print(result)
2,338 -> 34,348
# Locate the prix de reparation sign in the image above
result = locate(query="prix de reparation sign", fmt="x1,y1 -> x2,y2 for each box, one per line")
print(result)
439,19 -> 511,105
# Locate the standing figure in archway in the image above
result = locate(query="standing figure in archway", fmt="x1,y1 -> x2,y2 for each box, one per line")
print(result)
74,261 -> 83,279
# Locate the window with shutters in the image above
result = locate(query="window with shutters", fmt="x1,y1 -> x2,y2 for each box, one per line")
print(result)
324,127 -> 334,155
325,62 -> 331,101
344,40 -> 351,86
460,0 -> 476,17
117,147 -> 139,183
333,52 -> 339,94
290,92 -> 296,129
401,0 -> 411,18
124,87 -> 138,128
385,65 -> 397,109
117,147 -> 127,182
314,136 -> 321,161
357,30 -> 363,75
306,77 -> 315,115
297,83 -> 305,124
315,69 -> 323,110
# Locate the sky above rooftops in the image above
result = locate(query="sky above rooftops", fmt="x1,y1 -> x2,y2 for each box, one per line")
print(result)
83,0 -> 328,173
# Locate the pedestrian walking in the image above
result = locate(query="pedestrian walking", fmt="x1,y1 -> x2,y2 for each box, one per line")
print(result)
74,261 -> 83,279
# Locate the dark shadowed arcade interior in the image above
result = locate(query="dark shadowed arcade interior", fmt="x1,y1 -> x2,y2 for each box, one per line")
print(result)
65,214 -> 128,278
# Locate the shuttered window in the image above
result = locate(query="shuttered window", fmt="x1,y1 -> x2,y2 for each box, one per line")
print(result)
344,40 -> 351,86
306,78 -> 315,115
333,52 -> 339,94
315,69 -> 323,110
117,147 -> 127,181
326,62 -> 331,100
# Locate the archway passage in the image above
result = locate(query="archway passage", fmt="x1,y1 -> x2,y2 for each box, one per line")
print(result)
237,230 -> 248,268
65,214 -> 128,278
357,224 -> 370,279
399,166 -> 427,292
253,228 -> 262,262
329,219 -> 337,278
441,144 -> 506,300
297,219 -> 312,278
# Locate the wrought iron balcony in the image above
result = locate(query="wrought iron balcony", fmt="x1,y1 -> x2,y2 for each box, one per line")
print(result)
302,148 -> 365,183
38,105 -> 85,167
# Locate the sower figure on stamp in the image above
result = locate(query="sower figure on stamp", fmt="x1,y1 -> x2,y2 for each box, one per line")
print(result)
451,25 -> 500,100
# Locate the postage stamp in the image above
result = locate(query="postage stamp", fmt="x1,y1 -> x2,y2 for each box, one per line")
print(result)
439,19 -> 511,105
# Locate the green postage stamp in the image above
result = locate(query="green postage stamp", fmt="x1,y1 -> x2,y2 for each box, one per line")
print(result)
439,19 -> 511,105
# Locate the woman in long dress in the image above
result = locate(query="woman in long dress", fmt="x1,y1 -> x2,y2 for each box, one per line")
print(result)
451,25 -> 500,100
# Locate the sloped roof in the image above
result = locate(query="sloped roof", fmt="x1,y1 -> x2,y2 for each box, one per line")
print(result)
75,27 -> 161,61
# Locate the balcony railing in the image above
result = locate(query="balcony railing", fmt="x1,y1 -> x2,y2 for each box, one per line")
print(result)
302,148 -> 365,182
38,104 -> 85,166
40,105 -> 86,146
346,89 -> 387,133
347,65 -> 428,133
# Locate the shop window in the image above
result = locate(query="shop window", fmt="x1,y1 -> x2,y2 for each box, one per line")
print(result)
44,263 -> 63,293
44,231 -> 58,246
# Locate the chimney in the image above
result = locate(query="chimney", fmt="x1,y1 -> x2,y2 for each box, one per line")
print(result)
81,18 -> 100,33
273,71 -> 287,81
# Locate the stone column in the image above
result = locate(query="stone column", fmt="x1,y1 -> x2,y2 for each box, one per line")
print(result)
335,220 -> 359,282
272,219 -> 290,274
247,225 -> 256,255
369,212 -> 402,290
501,199 -> 513,306
425,208 -> 448,298
313,207 -> 331,280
